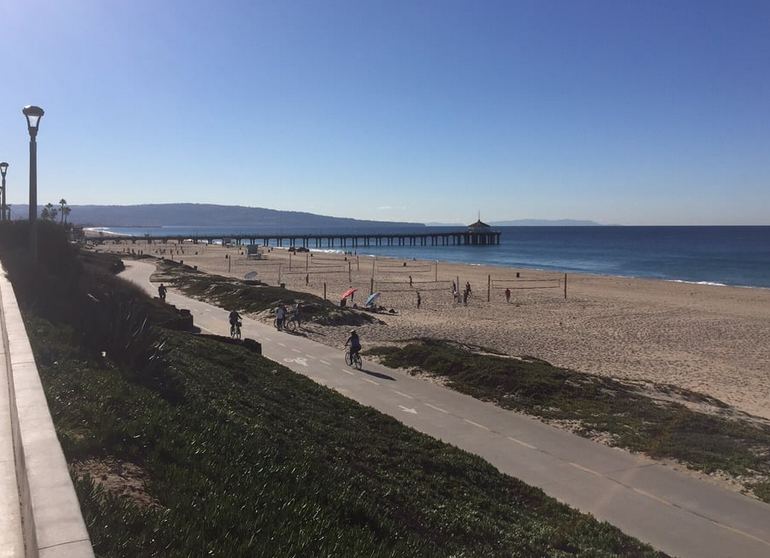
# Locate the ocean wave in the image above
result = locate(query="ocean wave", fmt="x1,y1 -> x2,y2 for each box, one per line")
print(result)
667,279 -> 729,287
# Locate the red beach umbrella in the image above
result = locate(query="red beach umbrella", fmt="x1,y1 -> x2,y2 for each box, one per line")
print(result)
341,287 -> 357,300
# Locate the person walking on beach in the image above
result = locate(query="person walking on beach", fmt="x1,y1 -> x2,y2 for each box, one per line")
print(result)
409,275 -> 413,287
465,282 -> 472,296
505,288 -> 511,303
462,289 -> 469,306
158,283 -> 167,301
416,291 -> 421,309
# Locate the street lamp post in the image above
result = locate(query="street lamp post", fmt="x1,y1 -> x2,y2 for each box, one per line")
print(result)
0,162 -> 8,221
23,105 -> 44,261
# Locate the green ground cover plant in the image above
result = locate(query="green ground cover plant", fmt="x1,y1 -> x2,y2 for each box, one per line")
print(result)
367,340 -> 770,503
1,223 -> 666,556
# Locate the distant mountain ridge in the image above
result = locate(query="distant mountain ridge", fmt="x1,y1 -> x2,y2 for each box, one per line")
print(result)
490,219 -> 604,226
12,203 -> 423,231
427,219 -> 605,227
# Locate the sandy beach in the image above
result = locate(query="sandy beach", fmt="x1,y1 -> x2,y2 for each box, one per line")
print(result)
98,239 -> 770,419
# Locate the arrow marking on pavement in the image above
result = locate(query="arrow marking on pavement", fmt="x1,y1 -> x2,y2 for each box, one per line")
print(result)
398,405 -> 417,414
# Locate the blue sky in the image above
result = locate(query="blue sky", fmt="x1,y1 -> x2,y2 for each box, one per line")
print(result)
0,0 -> 768,225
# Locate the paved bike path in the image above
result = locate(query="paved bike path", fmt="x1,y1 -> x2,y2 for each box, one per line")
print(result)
122,260 -> 770,558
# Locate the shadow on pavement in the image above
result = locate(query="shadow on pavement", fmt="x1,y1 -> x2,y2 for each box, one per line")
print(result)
361,368 -> 396,381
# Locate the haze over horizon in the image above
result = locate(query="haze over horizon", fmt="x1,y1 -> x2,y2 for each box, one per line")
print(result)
1,1 -> 769,226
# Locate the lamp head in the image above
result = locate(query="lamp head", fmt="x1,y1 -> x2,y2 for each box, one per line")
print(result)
0,162 -> 7,178
22,105 -> 45,137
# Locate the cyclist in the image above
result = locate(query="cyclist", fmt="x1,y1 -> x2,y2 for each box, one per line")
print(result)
345,329 -> 361,361
229,310 -> 242,336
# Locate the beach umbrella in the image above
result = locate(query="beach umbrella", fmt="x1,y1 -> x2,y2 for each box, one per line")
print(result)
341,287 -> 357,300
365,292 -> 381,307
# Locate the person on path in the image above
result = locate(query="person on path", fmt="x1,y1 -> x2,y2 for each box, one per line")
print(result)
505,288 -> 511,303
416,291 -> 421,309
229,310 -> 242,331
276,304 -> 286,330
345,329 -> 361,359
158,283 -> 167,301
293,303 -> 302,328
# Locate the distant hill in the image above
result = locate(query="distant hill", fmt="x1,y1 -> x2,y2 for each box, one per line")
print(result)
489,219 -> 604,226
12,204 -> 424,232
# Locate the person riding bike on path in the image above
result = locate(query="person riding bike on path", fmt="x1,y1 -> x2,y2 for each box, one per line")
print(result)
345,329 -> 361,360
229,310 -> 242,332
158,283 -> 167,301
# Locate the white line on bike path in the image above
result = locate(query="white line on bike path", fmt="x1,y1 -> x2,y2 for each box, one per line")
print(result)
463,418 -> 489,430
320,360 -> 331,366
340,368 -> 355,376
424,403 -> 448,414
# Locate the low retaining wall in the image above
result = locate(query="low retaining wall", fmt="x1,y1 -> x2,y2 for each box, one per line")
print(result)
0,262 -> 94,558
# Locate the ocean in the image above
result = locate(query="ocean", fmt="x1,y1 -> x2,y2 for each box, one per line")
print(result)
97,226 -> 770,289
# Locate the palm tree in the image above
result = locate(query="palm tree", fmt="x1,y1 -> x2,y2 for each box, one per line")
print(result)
59,199 -> 67,224
41,202 -> 58,222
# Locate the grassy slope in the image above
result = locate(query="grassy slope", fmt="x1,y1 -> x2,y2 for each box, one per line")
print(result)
28,319 -> 665,557
367,340 -> 770,502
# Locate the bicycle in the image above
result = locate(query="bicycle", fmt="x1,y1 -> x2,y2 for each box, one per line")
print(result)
344,349 -> 362,370
230,320 -> 242,339
284,315 -> 298,332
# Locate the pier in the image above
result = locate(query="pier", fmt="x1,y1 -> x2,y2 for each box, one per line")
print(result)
92,228 -> 502,248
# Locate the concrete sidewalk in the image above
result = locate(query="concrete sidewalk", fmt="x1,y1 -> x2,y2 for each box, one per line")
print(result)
124,259 -> 770,558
